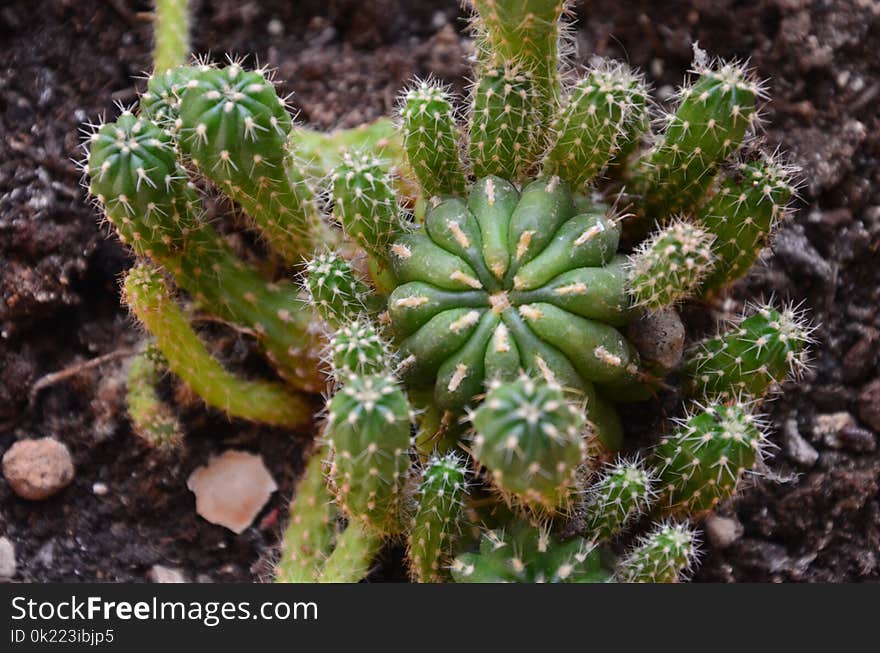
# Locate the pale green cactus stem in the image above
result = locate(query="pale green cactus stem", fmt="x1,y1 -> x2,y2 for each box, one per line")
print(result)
153,0 -> 190,73
542,61 -> 646,189
627,219 -> 716,310
318,520 -> 384,583
632,59 -> 761,222
275,447 -> 337,583
451,522 -> 609,583
123,264 -> 312,428
408,453 -> 468,582
329,320 -> 391,380
683,303 -> 811,400
178,63 -> 321,263
470,375 -> 586,512
125,340 -> 183,447
653,403 -> 767,514
400,80 -> 467,197
616,521 -> 699,583
608,76 -> 650,173
583,457 -> 656,542
469,64 -> 537,181
305,251 -> 371,329
325,374 -> 413,534
698,156 -> 795,295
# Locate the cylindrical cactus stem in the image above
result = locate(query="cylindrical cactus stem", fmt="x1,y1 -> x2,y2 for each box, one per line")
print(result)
152,0 -> 190,73
177,63 -> 320,263
328,320 -> 392,381
683,303 -> 811,400
451,521 -> 610,583
583,456 -> 656,542
468,63 -> 537,181
123,264 -> 312,428
305,250 -> 371,329
408,452 -> 468,583
608,78 -> 650,174
325,373 -> 413,534
275,446 -> 337,583
399,79 -> 467,197
631,58 -> 761,221
331,151 -> 402,269
140,64 -> 204,131
318,520 -> 384,583
470,375 -> 586,513
542,61 -> 646,189
616,521 -> 700,583
652,402 -> 768,514
126,340 -> 183,448
697,155 -> 795,295
627,219 -> 716,310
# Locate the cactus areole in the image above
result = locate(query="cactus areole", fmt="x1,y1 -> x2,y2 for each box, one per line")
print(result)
388,175 -> 648,448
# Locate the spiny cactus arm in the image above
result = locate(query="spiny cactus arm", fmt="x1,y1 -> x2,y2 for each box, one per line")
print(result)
627,219 -> 716,310
178,63 -> 319,262
408,453 -> 468,582
140,65 -> 203,130
123,264 -> 312,428
152,0 -> 190,73
470,375 -> 586,512
698,156 -> 795,295
126,340 -> 183,447
616,521 -> 699,583
583,457 -> 656,542
542,62 -> 646,189
305,250 -> 371,329
325,374 -> 413,534
683,303 -> 811,400
329,320 -> 392,381
400,80 -> 467,197
318,520 -> 383,583
631,58 -> 761,221
608,77 -> 650,173
276,447 -> 337,583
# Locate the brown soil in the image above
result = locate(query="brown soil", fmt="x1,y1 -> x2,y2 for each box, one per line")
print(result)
1,0 -> 877,582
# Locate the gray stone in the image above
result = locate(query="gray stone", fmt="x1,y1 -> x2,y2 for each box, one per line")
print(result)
0,537 -> 16,579
704,516 -> 743,550
783,418 -> 819,467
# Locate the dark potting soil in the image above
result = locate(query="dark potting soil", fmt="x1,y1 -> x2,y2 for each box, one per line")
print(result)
0,0 -> 877,582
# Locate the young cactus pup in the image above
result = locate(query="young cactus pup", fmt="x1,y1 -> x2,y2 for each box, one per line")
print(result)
617,521 -> 700,583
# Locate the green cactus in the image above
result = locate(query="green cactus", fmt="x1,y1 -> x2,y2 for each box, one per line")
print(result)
123,264 -> 311,428
125,340 -> 183,447
140,64 -> 202,130
653,403 -> 767,514
542,61 -> 647,189
408,453 -> 468,582
617,521 -> 699,583
627,219 -> 716,310
698,156 -> 795,295
329,320 -> 391,380
583,457 -> 655,541
152,0 -> 190,73
631,59 -> 761,221
318,520 -> 384,583
305,251 -> 370,329
452,522 -> 610,583
470,375 -> 586,512
400,80 -> 467,197
324,373 -> 413,534
683,304 -> 811,400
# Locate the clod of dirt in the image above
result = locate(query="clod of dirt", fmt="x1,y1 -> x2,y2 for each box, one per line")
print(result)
186,450 -> 278,535
0,537 -> 16,579
147,564 -> 186,583
858,379 -> 880,433
783,417 -> 820,468
704,515 -> 744,550
626,307 -> 685,370
2,437 -> 74,500
813,412 -> 857,449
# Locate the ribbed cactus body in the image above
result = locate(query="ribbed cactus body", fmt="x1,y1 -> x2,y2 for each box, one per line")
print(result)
617,521 -> 699,583
471,376 -> 585,511
452,523 -> 609,583
141,65 -> 202,130
627,220 -> 715,310
126,341 -> 182,447
408,453 -> 468,582
633,62 -> 759,221
653,404 -> 766,513
400,80 -> 467,197
584,457 -> 655,541
306,251 -> 370,328
325,374 -> 412,534
698,158 -> 794,294
329,321 -> 390,380
683,305 -> 810,399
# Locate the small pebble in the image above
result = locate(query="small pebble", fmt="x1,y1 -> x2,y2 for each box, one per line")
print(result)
837,425 -> 877,453
626,308 -> 685,370
704,516 -> 743,550
858,379 -> 880,432
148,564 -> 186,583
2,437 -> 74,500
813,412 -> 856,449
92,481 -> 108,496
0,537 -> 16,579
783,418 -> 819,467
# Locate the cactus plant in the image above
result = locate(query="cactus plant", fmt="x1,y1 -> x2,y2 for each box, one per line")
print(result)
616,521 -> 700,583
125,340 -> 183,447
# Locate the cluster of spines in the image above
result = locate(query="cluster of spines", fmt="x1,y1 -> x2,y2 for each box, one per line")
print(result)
324,374 -> 413,534
616,521 -> 700,583
305,251 -> 370,328
125,340 -> 183,447
627,219 -> 716,310
582,457 -> 656,541
683,303 -> 811,399
408,453 -> 468,582
470,375 -> 586,512
399,80 -> 467,197
329,320 -> 391,380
